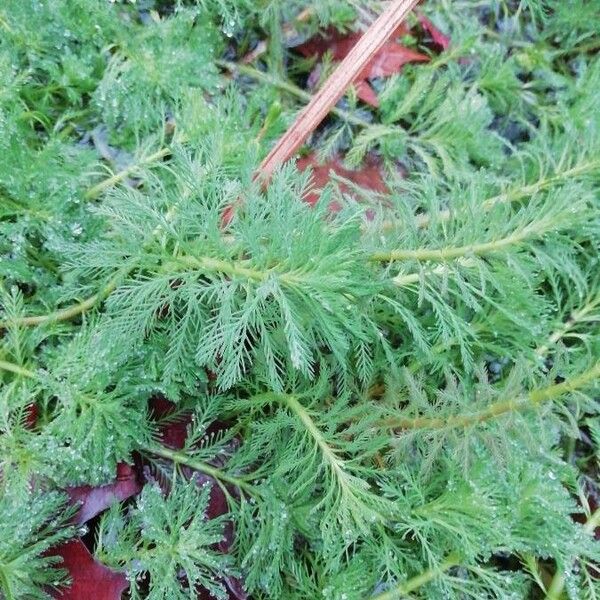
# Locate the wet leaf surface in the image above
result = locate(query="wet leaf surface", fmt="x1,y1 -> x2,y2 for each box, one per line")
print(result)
297,152 -> 389,208
66,463 -> 142,525
49,539 -> 128,600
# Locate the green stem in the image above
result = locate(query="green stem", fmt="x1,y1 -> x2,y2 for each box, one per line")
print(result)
545,507 -> 600,600
6,155 -> 598,330
0,149 -> 171,329
1,281 -> 117,330
1,252 -> 291,331
0,360 -> 36,379
166,254 -> 271,283
281,394 -> 389,522
0,360 -> 257,494
392,258 -> 477,286
84,147 -> 170,201
216,59 -> 371,128
144,444 -> 258,495
0,200 -> 182,331
552,38 -> 600,58
0,273 -> 122,330
0,564 -> 15,600
383,361 -> 600,430
535,293 -> 600,357
375,223 -> 552,263
284,395 -> 347,482
371,553 -> 460,599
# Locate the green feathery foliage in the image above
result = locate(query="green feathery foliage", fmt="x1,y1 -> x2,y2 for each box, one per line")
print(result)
0,0 -> 599,598
96,479 -> 234,599
0,485 -> 75,600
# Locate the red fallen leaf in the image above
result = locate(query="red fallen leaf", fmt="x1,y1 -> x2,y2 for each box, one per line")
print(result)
297,152 -> 388,208
418,14 -> 450,50
353,79 -> 380,107
25,402 -> 39,429
220,203 -> 236,229
50,539 -> 128,600
67,463 -> 142,524
296,27 -> 428,107
149,395 -> 191,450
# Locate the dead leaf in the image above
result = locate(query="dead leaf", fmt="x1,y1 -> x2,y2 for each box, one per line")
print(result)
49,539 -> 128,600
418,14 -> 450,50
296,27 -> 428,107
66,463 -> 142,524
149,395 -> 191,450
297,152 -> 388,208
25,403 -> 39,429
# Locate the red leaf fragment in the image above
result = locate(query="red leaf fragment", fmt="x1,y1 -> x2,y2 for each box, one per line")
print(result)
296,27 -> 428,107
149,395 -> 191,450
25,402 -> 39,429
297,152 -> 388,207
220,203 -> 236,229
67,463 -> 142,524
360,41 -> 429,79
417,14 -> 450,50
50,539 -> 128,600
354,79 -> 382,106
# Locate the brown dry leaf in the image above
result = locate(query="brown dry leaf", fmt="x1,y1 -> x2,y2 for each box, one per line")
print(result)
296,27 -> 428,107
297,152 -> 388,211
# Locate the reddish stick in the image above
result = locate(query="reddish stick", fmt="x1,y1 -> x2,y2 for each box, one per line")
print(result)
256,0 -> 420,183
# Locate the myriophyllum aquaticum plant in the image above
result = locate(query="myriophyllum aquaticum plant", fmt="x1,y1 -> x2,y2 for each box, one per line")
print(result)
0,0 -> 599,598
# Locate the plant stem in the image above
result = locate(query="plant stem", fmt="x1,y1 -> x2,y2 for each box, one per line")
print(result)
0,200 -> 180,330
371,553 -> 460,599
0,564 -> 15,600
5,151 -> 598,330
166,253 -> 315,287
545,507 -> 600,600
144,444 -> 258,495
84,147 -> 170,200
166,254 -> 271,283
284,395 -> 347,481
0,360 -> 36,379
382,361 -> 600,430
375,223 -> 552,263
535,293 -> 600,357
0,359 -> 258,494
1,149 -> 171,329
282,393 -> 388,521
0,279 -> 118,330
391,258 -> 478,286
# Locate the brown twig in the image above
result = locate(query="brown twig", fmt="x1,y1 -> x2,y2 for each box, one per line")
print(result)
255,0 -> 420,184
